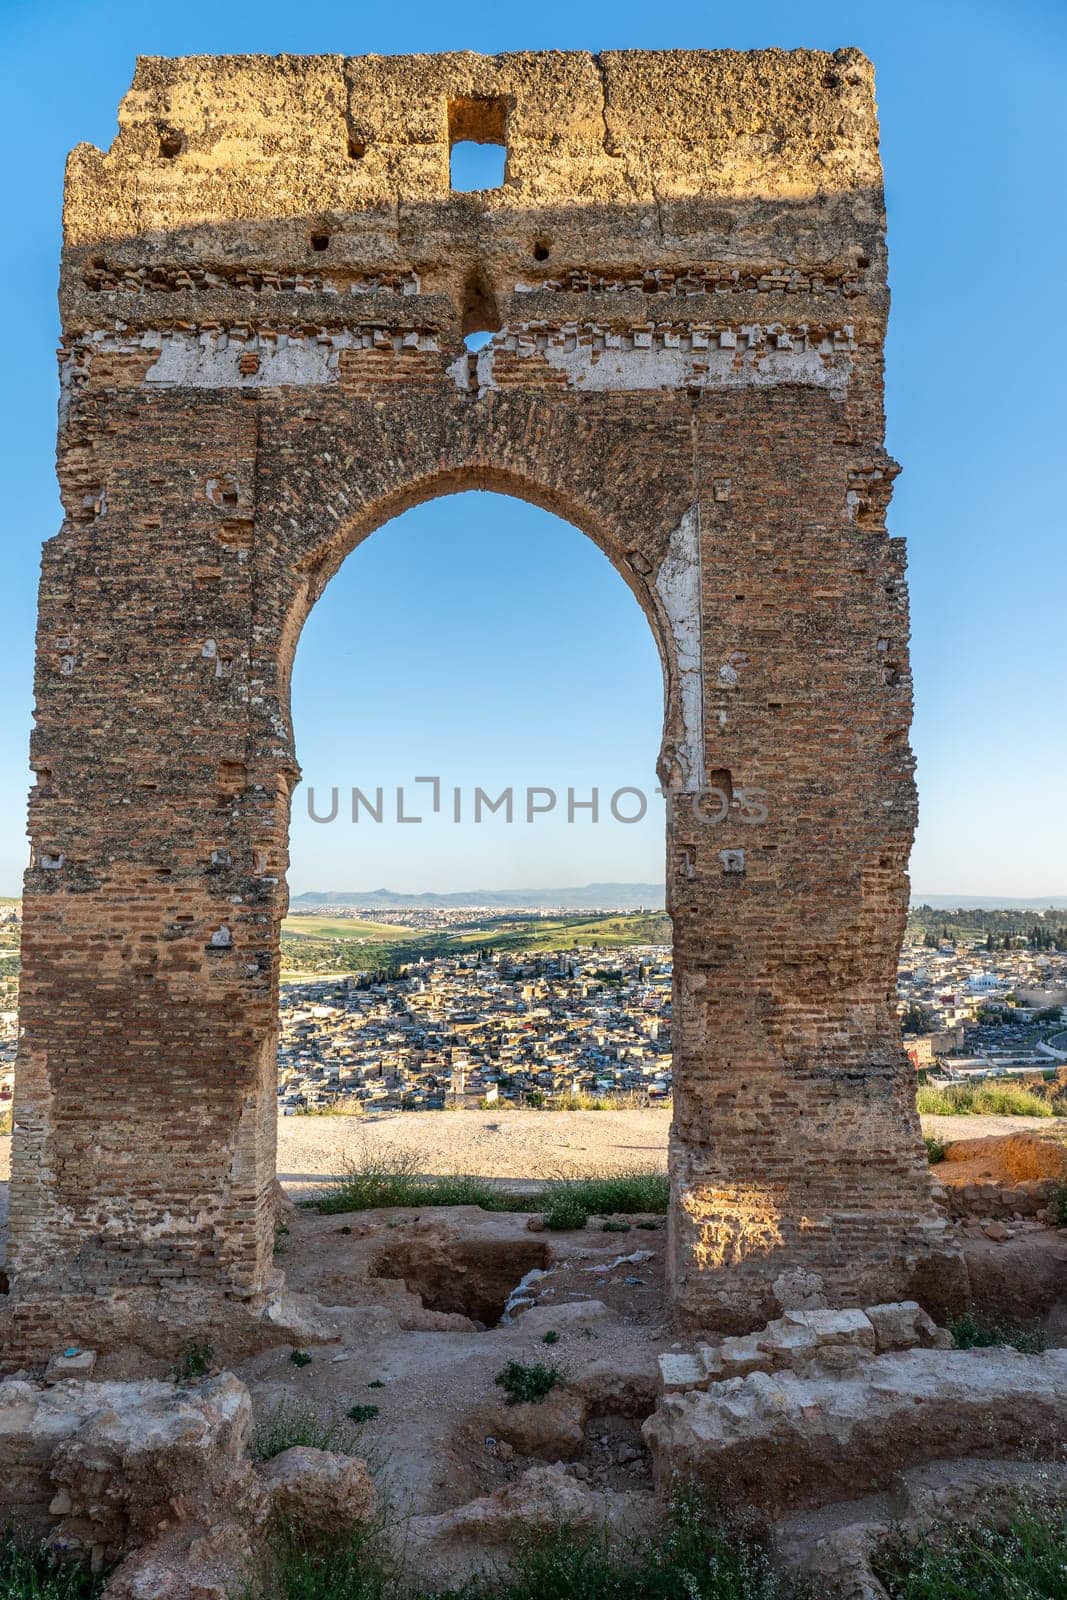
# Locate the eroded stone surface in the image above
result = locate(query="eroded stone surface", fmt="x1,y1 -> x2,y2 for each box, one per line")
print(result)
643,1347 -> 1067,1513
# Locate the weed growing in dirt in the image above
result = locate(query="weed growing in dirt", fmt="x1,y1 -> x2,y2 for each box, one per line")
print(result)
290,1350 -> 313,1367
873,1496 -> 1067,1598
265,1492 -> 795,1599
915,1081 -> 1059,1117
251,1400 -> 362,1462
494,1361 -> 563,1406
347,1405 -> 380,1424
0,1537 -> 103,1598
1050,1182 -> 1067,1227
173,1342 -> 214,1383
949,1311 -> 1048,1354
548,1171 -> 670,1218
316,1149 -> 669,1222
316,1149 -> 507,1215
602,1219 -> 632,1232
542,1191 -> 589,1230
923,1135 -> 946,1164
542,1331 -> 559,1346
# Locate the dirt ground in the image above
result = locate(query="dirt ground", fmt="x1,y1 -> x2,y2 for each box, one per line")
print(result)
271,1107 -> 1067,1200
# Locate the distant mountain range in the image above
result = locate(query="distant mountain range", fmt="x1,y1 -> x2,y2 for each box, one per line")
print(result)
911,894 -> 1067,911
291,882 -> 666,911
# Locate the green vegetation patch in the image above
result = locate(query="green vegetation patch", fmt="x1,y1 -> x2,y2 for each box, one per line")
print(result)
495,1361 -> 563,1406
923,1135 -> 946,1164
916,1081 -> 1060,1118
0,1537 -> 102,1598
315,1149 -> 668,1221
266,1493 -> 792,1599
949,1311 -> 1048,1355
252,1399 -> 365,1462
874,1497 -> 1067,1599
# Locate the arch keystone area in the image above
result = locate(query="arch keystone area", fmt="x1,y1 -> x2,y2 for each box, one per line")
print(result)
3,49 -> 964,1363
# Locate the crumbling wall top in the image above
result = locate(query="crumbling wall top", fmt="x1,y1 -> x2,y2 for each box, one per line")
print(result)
65,49 -> 882,243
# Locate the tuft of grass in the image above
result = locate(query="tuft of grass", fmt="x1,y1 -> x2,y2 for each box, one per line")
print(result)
266,1520 -> 400,1600
0,1537 -> 103,1598
542,1331 -> 559,1346
873,1497 -> 1067,1599
315,1148 -> 669,1222
916,1081 -> 1058,1118
173,1341 -> 214,1383
602,1219 -> 632,1233
252,1399 -> 362,1462
290,1350 -> 313,1367
346,1405 -> 380,1424
1050,1182 -> 1067,1227
949,1310 -> 1048,1354
315,1147 -> 508,1215
495,1361 -> 563,1406
547,1170 -> 670,1218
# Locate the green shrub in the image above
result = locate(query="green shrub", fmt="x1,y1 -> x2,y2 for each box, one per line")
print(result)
290,1349 -> 312,1367
0,1535 -> 103,1597
873,1498 -> 1067,1598
923,1135 -> 946,1164
495,1361 -> 563,1406
173,1342 -> 214,1383
949,1310 -> 1048,1355
346,1405 -> 380,1424
542,1331 -> 559,1346
543,1191 -> 589,1230
1050,1182 -> 1067,1227
251,1399 -> 362,1462
602,1219 -> 632,1233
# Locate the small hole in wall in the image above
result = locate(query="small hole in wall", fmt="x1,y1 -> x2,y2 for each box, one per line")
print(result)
464,330 -> 494,352
856,255 -> 871,269
533,240 -> 551,262
310,233 -> 330,252
448,94 -> 508,191
159,128 -> 185,159
450,140 -> 506,191
348,135 -> 367,160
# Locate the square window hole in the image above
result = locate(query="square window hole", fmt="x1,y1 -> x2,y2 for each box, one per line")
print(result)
448,97 -> 508,191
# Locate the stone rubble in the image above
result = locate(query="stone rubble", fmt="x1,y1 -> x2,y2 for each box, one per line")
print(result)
643,1347 -> 1067,1514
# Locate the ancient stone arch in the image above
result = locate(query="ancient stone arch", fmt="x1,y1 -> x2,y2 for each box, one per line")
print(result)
3,49 -> 964,1362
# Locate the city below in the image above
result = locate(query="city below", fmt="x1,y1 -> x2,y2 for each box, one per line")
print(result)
2,893 -> 1067,1120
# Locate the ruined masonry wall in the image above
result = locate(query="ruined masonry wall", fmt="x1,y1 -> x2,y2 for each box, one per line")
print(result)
3,50 -> 963,1362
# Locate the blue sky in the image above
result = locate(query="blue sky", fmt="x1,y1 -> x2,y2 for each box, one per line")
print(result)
0,0 -> 1064,899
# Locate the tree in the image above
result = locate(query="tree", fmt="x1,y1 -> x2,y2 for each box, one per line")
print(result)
902,1003 -> 935,1035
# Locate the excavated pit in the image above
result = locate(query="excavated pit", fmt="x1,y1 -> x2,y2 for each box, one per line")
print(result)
369,1236 -> 551,1326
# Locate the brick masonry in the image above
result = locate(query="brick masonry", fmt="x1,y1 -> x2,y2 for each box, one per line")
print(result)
3,49 -> 965,1361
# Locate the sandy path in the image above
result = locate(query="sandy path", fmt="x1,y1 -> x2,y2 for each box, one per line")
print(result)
1,1110 -> 1063,1223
